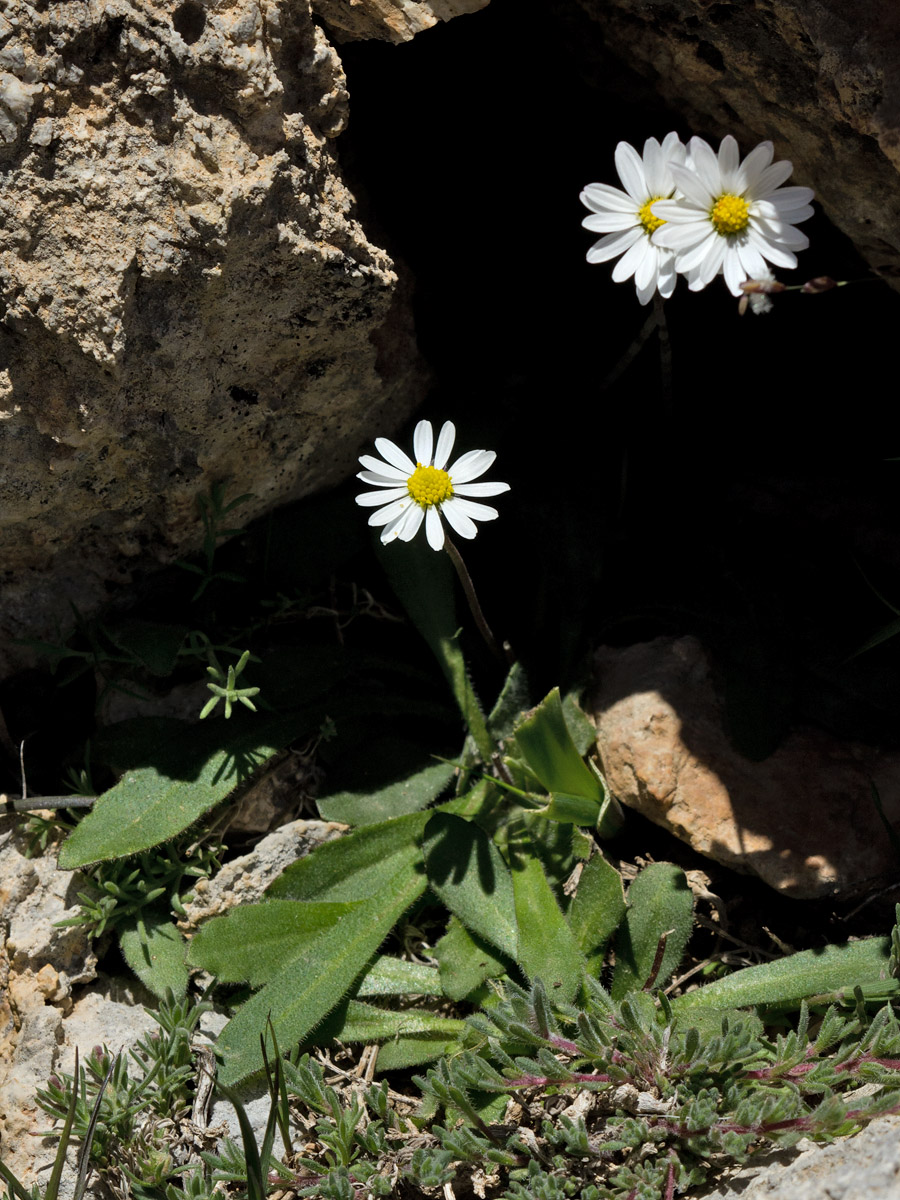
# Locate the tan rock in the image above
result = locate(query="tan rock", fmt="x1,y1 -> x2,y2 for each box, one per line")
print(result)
563,0 -> 900,280
313,0 -> 490,43
0,0 -> 427,675
589,636 -> 900,899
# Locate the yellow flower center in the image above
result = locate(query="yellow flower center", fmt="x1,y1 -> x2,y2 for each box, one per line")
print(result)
710,193 -> 750,235
638,197 -> 665,235
407,463 -> 454,508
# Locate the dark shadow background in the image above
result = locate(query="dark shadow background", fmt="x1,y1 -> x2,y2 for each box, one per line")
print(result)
332,0 -> 900,757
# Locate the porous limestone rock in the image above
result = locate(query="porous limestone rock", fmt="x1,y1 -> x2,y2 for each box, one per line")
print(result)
589,636 -> 900,899
562,0 -> 900,280
312,0 -> 490,44
0,0 -> 427,676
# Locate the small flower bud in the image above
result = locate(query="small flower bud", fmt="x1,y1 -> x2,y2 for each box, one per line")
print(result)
801,275 -> 837,293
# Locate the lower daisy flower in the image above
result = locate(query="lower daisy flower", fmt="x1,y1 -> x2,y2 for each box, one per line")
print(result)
580,133 -> 687,305
650,135 -> 815,296
355,420 -> 510,551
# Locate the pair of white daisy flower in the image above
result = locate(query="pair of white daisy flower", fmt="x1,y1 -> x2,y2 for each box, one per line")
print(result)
580,133 -> 815,304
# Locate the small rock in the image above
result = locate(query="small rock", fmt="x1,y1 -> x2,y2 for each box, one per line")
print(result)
589,636 -> 900,899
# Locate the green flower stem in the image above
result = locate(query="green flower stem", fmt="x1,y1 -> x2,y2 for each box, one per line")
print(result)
444,536 -> 514,667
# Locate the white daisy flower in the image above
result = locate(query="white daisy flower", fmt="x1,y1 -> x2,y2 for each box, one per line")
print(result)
355,420 -> 510,552
651,135 -> 815,297
579,133 -> 687,305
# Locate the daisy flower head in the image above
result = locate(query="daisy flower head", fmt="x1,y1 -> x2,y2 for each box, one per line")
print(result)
579,133 -> 687,305
355,420 -> 510,552
651,134 -> 815,296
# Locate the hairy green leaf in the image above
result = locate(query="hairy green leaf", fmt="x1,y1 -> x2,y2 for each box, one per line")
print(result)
217,863 -> 427,1086
611,863 -> 694,1000
673,937 -> 895,1013
424,812 -> 518,959
59,714 -> 302,868
434,915 -> 510,1002
118,913 -> 188,999
567,851 -> 626,974
187,900 -> 357,986
513,688 -> 602,804
317,745 -> 454,826
355,956 -> 443,997
335,1000 -> 466,1044
511,843 -> 585,1003
267,811 -> 429,902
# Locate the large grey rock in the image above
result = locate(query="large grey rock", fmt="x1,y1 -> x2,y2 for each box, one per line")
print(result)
699,1114 -> 900,1199
313,0 -> 490,43
0,0 -> 426,676
561,0 -> 900,281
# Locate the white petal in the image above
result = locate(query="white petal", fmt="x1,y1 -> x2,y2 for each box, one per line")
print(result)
723,247 -> 749,296
753,160 -> 794,197
358,454 -> 408,482
642,137 -> 664,196
450,447 -> 496,483
687,137 -> 721,197
374,437 -> 415,475
425,506 -> 445,550
615,141 -> 648,203
653,220 -> 708,250
580,183 -> 636,213
448,496 -> 499,523
586,226 -> 643,264
368,496 -> 412,526
717,135 -> 740,192
434,421 -> 456,470
582,211 -> 640,233
611,237 -> 650,284
441,498 -> 479,540
634,242 -> 659,292
735,141 -> 774,193
356,486 -> 408,507
666,167 -> 714,209
396,505 -> 425,542
735,239 -> 768,281
747,227 -> 800,268
453,480 -> 511,497
764,186 -> 813,210
357,471 -> 409,487
674,229 -> 720,273
693,234 -> 728,284
656,252 -> 678,298
413,420 -> 433,466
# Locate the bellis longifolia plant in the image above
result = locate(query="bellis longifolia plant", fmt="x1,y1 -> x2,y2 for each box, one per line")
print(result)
581,133 -> 814,302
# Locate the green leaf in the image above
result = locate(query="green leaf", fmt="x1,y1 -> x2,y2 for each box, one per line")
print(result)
513,688 -> 602,803
539,792 -> 602,826
217,863 -> 427,1086
487,662 -> 531,742
317,743 -> 454,825
567,852 -> 626,975
355,956 -> 443,997
376,1032 -> 464,1072
561,692 -> 598,756
424,812 -> 518,960
673,937 -> 894,1014
58,714 -> 302,868
267,811 -> 429,902
434,916 -> 510,1002
187,900 -> 357,986
119,913 -> 188,999
611,863 -> 694,1000
511,841 -> 586,1003
104,620 -> 189,676
334,1000 -> 466,1044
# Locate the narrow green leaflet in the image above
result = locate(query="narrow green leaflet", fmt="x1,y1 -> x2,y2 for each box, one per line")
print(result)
267,811 -> 429,902
217,864 -> 428,1086
424,812 -> 518,960
511,844 -> 586,1003
119,914 -> 188,999
673,937 -> 895,1014
567,852 -> 626,973
611,863 -> 694,1000
59,714 -> 302,868
187,900 -> 358,987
